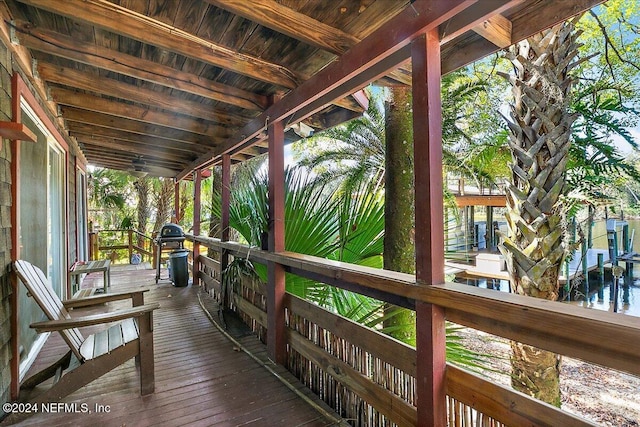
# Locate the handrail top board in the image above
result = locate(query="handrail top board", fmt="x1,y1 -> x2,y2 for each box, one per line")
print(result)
191,235 -> 638,327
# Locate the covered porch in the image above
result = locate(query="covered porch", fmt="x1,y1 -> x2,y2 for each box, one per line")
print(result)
6,263 -> 340,426
1,0 -> 639,426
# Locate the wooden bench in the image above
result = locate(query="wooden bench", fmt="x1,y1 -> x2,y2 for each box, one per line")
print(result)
69,259 -> 111,294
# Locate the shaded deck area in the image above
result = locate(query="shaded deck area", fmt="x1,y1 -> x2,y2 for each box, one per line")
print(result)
5,265 -> 341,427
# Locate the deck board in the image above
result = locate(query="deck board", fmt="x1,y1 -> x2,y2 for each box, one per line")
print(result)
4,265 -> 341,426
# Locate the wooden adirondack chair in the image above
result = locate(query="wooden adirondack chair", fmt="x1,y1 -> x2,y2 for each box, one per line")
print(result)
11,260 -> 159,410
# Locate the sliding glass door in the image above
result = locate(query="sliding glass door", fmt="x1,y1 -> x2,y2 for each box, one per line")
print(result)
47,142 -> 66,296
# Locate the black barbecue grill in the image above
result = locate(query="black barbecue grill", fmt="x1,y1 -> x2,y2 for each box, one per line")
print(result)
155,223 -> 185,283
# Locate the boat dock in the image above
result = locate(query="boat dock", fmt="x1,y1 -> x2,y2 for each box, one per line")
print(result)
446,248 -> 611,284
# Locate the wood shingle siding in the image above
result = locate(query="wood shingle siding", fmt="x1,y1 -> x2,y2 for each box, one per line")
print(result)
0,34 -> 13,418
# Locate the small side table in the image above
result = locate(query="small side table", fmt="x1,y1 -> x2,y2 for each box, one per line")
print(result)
69,260 -> 111,294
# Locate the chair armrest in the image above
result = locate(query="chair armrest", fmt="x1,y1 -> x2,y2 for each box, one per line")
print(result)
62,288 -> 149,309
30,303 -> 160,333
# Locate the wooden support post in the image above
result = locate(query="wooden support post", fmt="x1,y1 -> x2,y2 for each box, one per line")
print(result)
412,30 -> 446,427
220,154 -> 231,307
221,155 -> 231,246
193,169 -> 202,286
598,252 -> 605,289
486,206 -> 494,250
267,98 -> 286,365
128,229 -> 134,263
564,259 -> 571,298
463,206 -> 469,251
581,240 -> 588,296
470,205 -> 475,249
173,179 -> 180,223
587,205 -> 593,249
9,72 -> 21,399
151,241 -> 158,275
623,224 -> 630,254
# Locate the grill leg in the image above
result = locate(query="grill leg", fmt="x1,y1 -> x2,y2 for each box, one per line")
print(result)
155,245 -> 160,283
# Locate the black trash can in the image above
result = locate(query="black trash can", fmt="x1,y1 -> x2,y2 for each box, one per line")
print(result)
169,249 -> 189,287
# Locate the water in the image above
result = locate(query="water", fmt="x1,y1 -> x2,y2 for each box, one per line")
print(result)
457,274 -> 640,317
455,219 -> 640,317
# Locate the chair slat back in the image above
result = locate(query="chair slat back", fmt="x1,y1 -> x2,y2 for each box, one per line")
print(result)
13,260 -> 85,359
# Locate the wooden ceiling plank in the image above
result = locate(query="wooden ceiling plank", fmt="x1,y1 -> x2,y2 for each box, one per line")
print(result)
12,23 -> 267,110
50,87 -> 227,138
177,0 -> 476,180
18,0 -> 300,88
343,1 -> 408,39
37,62 -> 249,126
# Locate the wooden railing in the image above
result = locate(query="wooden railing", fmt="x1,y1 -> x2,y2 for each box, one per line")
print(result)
89,229 -> 154,264
446,177 -> 507,196
189,235 -> 639,426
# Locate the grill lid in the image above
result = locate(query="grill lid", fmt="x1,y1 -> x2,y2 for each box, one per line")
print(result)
159,223 -> 184,238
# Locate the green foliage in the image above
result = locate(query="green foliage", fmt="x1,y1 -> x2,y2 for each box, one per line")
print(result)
207,162 -> 488,367
88,168 -> 130,210
567,78 -> 640,205
88,168 -> 133,229
294,92 -> 386,193
120,216 -> 135,229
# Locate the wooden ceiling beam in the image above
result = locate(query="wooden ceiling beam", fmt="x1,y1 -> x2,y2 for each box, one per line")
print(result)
178,0 -> 476,179
50,87 -> 225,138
18,0 -> 300,88
472,14 -> 512,48
66,123 -> 213,154
12,23 -> 267,111
74,133 -> 190,162
37,62 -> 249,126
80,153 -> 182,177
207,0 -> 413,86
439,0 -> 522,45
204,0 -> 359,55
79,147 -> 183,168
62,107 -> 216,146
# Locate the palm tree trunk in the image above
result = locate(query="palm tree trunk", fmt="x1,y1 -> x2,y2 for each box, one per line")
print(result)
134,177 -> 150,247
152,178 -> 174,234
383,86 -> 416,343
499,21 -> 581,406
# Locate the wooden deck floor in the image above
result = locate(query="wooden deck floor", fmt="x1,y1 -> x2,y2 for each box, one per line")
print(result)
4,264 -> 342,427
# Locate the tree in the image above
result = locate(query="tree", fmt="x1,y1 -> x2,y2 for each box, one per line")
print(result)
151,178 -> 174,234
498,21 -> 581,406
383,86 -> 416,343
87,168 -> 131,229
